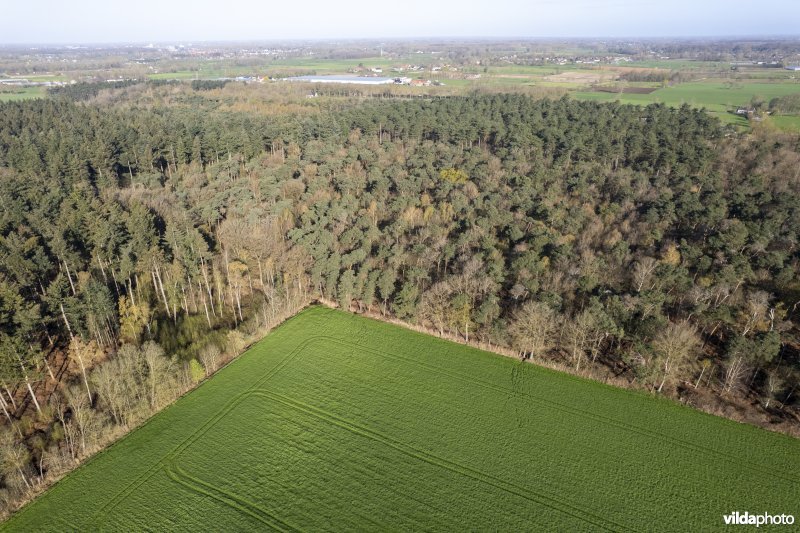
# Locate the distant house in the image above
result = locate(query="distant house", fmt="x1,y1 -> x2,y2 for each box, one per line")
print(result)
735,107 -> 754,115
410,79 -> 431,87
371,67 -> 383,73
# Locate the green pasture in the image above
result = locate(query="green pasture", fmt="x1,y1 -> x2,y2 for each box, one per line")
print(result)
147,70 -> 200,80
268,55 -> 437,72
770,115 -> 800,131
4,307 -> 799,531
573,80 -> 800,129
626,59 -> 726,70
0,86 -> 45,102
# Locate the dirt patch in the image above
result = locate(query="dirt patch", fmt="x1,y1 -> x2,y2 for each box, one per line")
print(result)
544,71 -> 616,83
593,86 -> 659,94
603,66 -> 671,75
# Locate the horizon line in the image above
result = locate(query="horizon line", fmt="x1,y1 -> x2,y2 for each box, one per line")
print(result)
2,34 -> 800,48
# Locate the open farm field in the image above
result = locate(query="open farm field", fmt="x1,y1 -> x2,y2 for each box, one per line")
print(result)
573,80 -> 800,128
653,81 -> 800,108
147,70 -> 202,80
147,65 -> 260,80
5,307 -> 798,531
147,56 -> 441,80
0,86 -> 45,102
576,80 -> 800,109
626,59 -> 727,70
486,65 -> 564,76
545,70 -> 616,83
268,57 -> 393,72
770,115 -> 800,131
268,55 -> 441,72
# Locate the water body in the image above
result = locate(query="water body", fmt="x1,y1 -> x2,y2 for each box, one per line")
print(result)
285,75 -> 397,85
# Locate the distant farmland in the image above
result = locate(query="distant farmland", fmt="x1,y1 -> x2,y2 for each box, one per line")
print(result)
5,307 -> 799,531
0,87 -> 45,102
573,80 -> 800,126
134,53 -> 800,131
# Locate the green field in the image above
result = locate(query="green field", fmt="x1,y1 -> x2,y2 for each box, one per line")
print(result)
573,81 -> 800,109
626,59 -> 727,70
770,115 -> 800,131
0,87 -> 45,102
4,307 -> 799,531
146,55 -> 447,80
573,80 -> 800,128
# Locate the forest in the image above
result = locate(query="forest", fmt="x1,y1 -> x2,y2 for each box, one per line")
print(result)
0,82 -> 799,513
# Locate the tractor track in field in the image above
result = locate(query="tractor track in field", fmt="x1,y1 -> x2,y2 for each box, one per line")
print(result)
166,462 -> 297,532
252,390 -> 632,533
164,392 -> 391,532
91,336 -> 318,528
311,336 -> 800,487
92,327 -> 798,529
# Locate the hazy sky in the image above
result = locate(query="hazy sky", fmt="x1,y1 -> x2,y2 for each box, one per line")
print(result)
2,0 -> 798,44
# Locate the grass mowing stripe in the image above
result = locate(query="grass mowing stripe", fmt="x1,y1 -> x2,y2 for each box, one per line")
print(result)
254,390 -> 633,533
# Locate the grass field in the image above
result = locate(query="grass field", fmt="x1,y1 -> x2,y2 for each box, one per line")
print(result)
4,307 -> 799,531
0,87 -> 45,102
572,80 -> 800,128
770,115 -> 800,132
574,81 -> 800,109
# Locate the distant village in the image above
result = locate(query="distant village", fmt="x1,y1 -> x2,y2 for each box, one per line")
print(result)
0,78 -> 72,88
2,39 -> 799,89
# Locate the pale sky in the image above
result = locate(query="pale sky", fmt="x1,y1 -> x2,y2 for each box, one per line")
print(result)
1,0 -> 798,44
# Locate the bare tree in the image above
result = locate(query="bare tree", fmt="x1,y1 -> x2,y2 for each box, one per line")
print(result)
51,394 -> 77,461
13,346 -> 42,415
0,391 -> 14,426
565,311 -> 592,371
65,384 -> 97,456
67,336 -> 100,404
0,429 -> 32,491
509,301 -> 557,359
198,344 -> 221,377
694,359 -> 712,389
632,257 -> 658,293
92,345 -> 142,427
764,369 -> 784,409
141,341 -> 173,410
651,322 -> 699,393
446,257 -> 496,342
417,281 -> 452,336
739,290 -> 770,337
723,356 -> 749,394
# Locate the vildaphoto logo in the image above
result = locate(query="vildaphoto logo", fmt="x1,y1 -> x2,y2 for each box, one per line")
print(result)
723,512 -> 795,527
